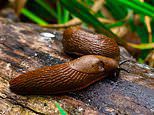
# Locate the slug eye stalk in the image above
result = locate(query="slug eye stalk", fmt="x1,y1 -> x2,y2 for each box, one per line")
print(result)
114,60 -> 132,77
119,59 -> 135,66
113,68 -> 129,78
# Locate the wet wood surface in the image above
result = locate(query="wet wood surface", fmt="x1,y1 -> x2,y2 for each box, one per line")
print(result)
0,18 -> 153,114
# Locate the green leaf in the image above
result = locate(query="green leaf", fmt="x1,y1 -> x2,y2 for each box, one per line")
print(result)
21,8 -> 48,25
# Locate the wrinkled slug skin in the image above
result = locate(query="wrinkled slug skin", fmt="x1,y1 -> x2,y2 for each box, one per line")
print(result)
62,27 -> 120,61
9,55 -> 118,95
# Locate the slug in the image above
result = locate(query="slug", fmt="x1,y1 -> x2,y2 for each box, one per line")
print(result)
62,27 -> 120,61
9,27 -> 120,95
9,55 -> 118,95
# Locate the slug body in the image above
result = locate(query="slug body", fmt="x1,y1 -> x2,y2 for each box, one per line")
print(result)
9,55 -> 118,95
62,27 -> 120,61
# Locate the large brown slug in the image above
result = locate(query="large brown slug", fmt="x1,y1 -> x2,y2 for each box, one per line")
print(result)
9,27 -> 120,95
62,27 -> 120,61
9,55 -> 118,95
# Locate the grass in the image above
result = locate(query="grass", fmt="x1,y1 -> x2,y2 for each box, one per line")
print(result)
21,8 -> 48,25
55,102 -> 68,115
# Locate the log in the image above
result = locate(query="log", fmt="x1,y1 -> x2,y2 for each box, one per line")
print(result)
0,18 -> 153,114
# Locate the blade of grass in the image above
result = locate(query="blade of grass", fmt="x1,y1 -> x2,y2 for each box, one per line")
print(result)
60,0 -> 126,46
105,0 -> 128,20
132,0 -> 154,13
57,1 -> 62,24
117,0 -> 154,17
55,102 -> 67,115
128,42 -> 154,49
85,0 -> 94,6
21,8 -> 48,25
35,0 -> 57,18
63,8 -> 69,23
106,21 -> 125,29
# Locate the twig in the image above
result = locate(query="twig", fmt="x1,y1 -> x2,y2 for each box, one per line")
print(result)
41,17 -> 115,28
145,16 -> 152,43
14,0 -> 27,16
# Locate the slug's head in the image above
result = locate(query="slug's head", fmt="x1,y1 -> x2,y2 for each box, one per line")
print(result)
95,55 -> 119,72
69,55 -> 119,74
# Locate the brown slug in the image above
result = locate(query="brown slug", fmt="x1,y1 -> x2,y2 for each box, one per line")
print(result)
62,27 -> 120,61
9,55 -> 118,95
9,27 -> 120,95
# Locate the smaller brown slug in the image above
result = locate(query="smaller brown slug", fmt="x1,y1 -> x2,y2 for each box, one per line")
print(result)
62,27 -> 120,61
9,55 -> 118,95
